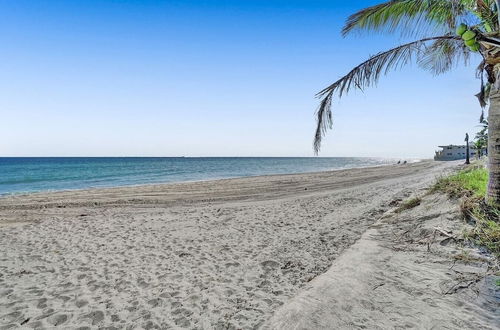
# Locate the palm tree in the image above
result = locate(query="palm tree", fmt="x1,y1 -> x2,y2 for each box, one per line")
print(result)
313,0 -> 500,204
475,118 -> 489,155
473,139 -> 486,157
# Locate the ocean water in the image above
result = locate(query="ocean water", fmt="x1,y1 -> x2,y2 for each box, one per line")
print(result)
0,157 -> 404,195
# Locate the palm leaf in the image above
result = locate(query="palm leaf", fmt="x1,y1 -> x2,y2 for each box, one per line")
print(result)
468,0 -> 499,32
418,37 -> 470,74
313,35 -> 460,154
342,0 -> 499,37
475,60 -> 490,108
342,0 -> 466,37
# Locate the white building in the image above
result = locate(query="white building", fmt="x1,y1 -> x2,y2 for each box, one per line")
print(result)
434,145 -> 477,161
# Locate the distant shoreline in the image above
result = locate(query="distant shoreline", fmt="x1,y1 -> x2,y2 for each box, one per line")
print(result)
0,157 -> 422,196
0,159 -> 434,212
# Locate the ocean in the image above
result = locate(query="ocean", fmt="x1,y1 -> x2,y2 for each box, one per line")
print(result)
0,157 -> 405,195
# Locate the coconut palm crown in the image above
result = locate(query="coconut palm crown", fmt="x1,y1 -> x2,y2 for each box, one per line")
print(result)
314,0 -> 500,204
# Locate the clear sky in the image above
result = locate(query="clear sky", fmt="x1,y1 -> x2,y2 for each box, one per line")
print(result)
0,0 -> 485,158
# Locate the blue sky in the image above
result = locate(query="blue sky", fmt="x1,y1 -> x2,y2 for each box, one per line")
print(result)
0,0 -> 484,158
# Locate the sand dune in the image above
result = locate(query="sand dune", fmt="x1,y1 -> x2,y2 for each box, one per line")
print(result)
266,194 -> 498,329
0,160 -> 482,329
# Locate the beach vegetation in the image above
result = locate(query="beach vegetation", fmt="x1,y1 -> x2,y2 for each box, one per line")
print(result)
474,119 -> 489,157
432,166 -> 488,198
453,249 -> 483,263
312,0 -> 500,205
432,166 -> 500,256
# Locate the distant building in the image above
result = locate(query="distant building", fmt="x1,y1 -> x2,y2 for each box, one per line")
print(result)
434,145 -> 477,161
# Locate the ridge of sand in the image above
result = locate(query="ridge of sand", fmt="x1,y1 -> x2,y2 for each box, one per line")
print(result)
265,192 -> 499,329
0,160 -> 469,329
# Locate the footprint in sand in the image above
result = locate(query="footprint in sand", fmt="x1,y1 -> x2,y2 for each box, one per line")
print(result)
0,289 -> 14,297
36,298 -> 48,309
47,313 -> 69,326
147,298 -> 161,307
75,299 -> 88,308
81,310 -> 104,326
1,311 -> 22,324
260,260 -> 280,271
174,316 -> 190,327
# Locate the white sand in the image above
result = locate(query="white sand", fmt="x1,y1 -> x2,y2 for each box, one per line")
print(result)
0,160 -> 493,329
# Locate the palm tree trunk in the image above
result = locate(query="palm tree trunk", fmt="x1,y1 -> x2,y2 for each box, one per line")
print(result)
487,66 -> 500,204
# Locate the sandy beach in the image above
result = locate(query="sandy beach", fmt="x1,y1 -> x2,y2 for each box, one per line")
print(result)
0,160 -> 496,329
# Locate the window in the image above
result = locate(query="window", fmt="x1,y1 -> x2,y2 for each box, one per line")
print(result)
447,153 -> 453,156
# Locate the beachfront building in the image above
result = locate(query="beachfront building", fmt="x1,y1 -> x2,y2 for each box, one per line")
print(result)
434,145 -> 477,161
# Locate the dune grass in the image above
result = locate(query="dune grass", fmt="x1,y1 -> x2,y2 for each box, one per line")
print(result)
431,166 -> 488,199
432,166 -> 499,257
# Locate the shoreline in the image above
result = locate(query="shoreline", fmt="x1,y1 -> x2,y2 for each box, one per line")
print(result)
0,158 -> 424,198
0,159 -> 426,200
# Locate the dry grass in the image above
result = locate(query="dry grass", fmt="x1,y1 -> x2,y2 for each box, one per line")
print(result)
453,250 -> 486,263
394,197 -> 422,213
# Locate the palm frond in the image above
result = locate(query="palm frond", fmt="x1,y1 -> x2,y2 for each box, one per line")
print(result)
418,37 -> 470,74
467,0 -> 499,31
313,93 -> 333,153
342,0 -> 466,37
313,35 -> 460,154
475,60 -> 490,108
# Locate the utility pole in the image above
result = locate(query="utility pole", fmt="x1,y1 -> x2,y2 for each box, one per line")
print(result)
465,133 -> 470,165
